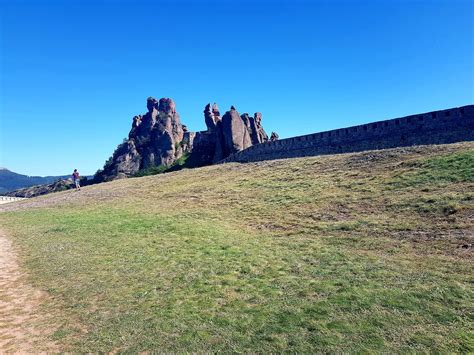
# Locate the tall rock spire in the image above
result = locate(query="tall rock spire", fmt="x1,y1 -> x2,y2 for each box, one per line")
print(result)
95,97 -> 272,181
95,97 -> 189,181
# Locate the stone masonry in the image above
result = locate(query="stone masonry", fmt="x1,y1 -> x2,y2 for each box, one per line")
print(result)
219,105 -> 474,164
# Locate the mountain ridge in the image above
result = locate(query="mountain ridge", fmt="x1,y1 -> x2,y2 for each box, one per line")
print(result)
0,168 -> 70,194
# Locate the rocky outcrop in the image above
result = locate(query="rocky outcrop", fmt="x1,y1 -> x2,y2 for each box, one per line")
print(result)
250,113 -> 269,144
204,103 -> 221,131
188,104 -> 270,166
5,179 -> 75,198
222,107 -> 252,155
95,97 -> 270,181
0,168 -> 70,194
95,97 -> 189,181
241,112 -> 269,145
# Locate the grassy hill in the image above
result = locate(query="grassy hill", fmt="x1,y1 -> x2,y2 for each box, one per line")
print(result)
0,142 -> 473,352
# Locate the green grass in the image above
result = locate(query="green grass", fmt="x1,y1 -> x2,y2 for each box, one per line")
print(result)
133,153 -> 190,177
132,164 -> 169,177
1,143 -> 473,352
390,150 -> 474,187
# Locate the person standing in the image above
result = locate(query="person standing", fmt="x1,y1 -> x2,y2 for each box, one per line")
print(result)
72,169 -> 81,191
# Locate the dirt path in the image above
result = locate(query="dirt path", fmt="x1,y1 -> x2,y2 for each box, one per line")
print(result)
0,230 -> 57,352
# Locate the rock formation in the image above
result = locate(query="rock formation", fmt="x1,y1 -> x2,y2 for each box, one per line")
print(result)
5,179 -> 75,198
188,105 -> 270,166
241,112 -> 269,145
204,103 -> 221,131
95,97 -> 191,181
130,97 -> 186,168
222,107 -> 252,155
250,113 -> 269,144
95,97 -> 270,181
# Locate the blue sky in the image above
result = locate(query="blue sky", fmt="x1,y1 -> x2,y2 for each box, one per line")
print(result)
1,0 -> 472,176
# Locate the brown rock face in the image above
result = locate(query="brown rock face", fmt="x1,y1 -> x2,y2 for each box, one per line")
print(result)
158,98 -> 176,114
189,103 -> 270,166
241,112 -> 269,145
250,112 -> 269,144
95,97 -> 271,181
222,107 -> 252,155
108,140 -> 141,179
241,113 -> 250,126
96,97 -> 189,181
146,97 -> 158,112
204,103 -> 221,131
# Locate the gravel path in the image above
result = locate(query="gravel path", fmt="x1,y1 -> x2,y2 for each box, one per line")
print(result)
0,230 -> 57,352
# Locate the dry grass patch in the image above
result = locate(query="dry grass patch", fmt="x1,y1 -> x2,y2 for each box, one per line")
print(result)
0,142 -> 473,352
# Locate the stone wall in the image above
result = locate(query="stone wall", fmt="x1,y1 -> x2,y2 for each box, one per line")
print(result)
219,105 -> 474,164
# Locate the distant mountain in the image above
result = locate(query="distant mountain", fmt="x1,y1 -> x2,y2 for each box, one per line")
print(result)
0,168 -> 70,194
4,178 -> 74,198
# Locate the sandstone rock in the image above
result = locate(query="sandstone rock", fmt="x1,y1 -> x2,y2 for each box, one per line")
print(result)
182,131 -> 195,152
204,103 -> 222,131
188,103 -> 271,165
250,112 -> 269,144
242,112 -> 269,145
158,97 -> 176,114
95,97 -> 272,181
188,131 -> 218,166
212,122 -> 226,163
146,97 -> 159,112
98,140 -> 141,181
221,106 -> 252,155
241,113 -> 251,128
212,103 -> 220,116
95,97 -> 190,182
270,131 -> 279,141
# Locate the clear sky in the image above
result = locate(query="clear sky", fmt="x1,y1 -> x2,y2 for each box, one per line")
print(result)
0,0 -> 472,176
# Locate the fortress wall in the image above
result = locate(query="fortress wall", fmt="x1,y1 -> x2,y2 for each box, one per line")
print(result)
0,196 -> 26,204
219,105 -> 474,163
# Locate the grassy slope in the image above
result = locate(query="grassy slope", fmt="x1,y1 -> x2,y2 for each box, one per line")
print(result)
0,143 -> 473,352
